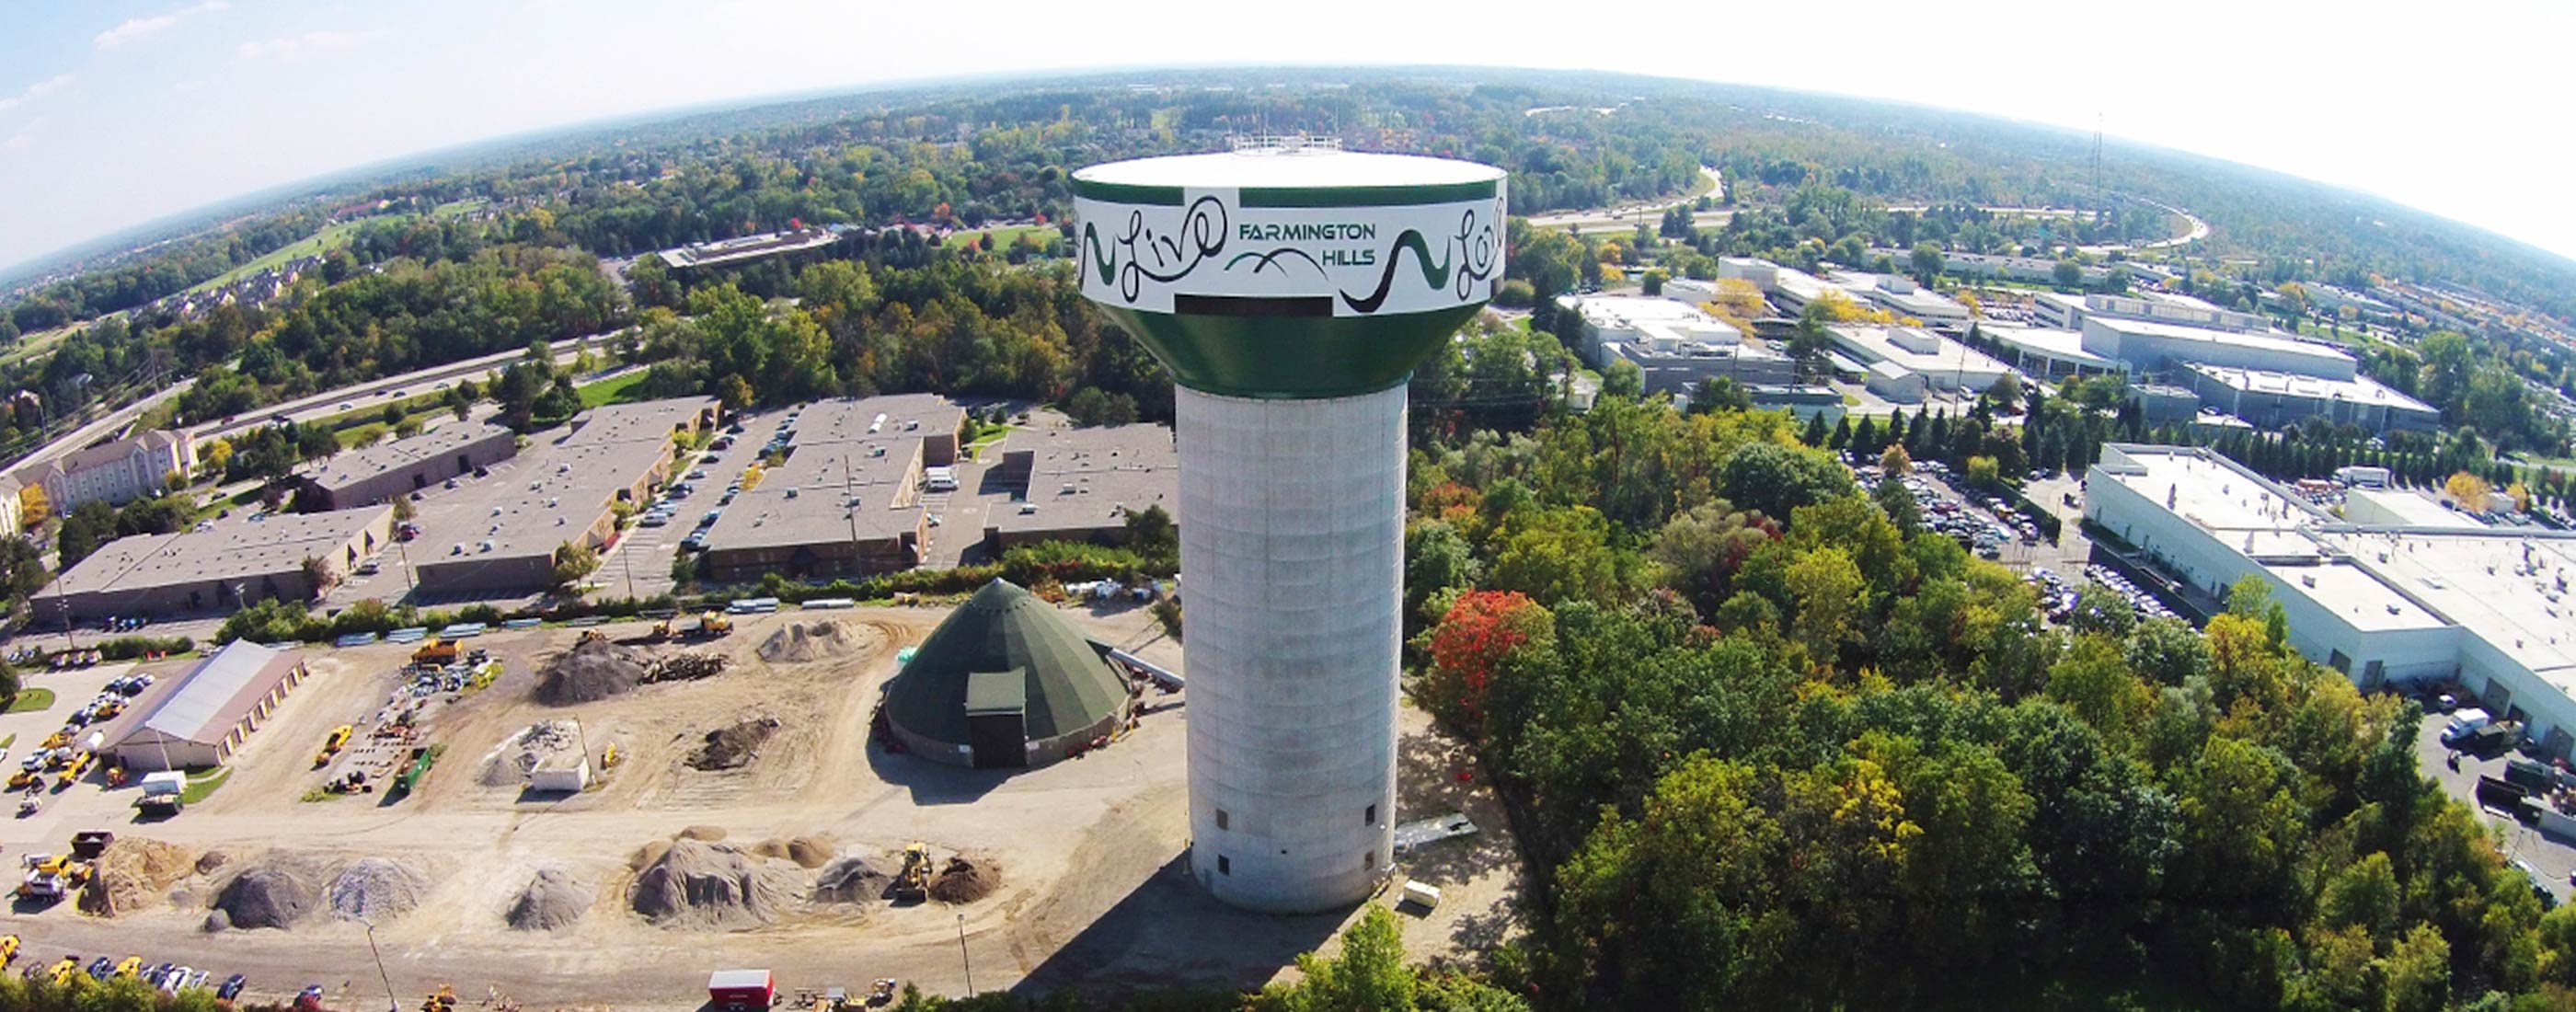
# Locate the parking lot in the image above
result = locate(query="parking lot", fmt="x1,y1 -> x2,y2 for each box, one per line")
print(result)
2413,710 -> 2576,907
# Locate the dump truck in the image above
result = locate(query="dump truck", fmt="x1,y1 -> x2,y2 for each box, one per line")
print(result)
892,843 -> 931,903
137,771 -> 185,815
411,639 -> 460,667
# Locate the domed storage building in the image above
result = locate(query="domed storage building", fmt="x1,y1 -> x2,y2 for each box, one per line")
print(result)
881,579 -> 1135,769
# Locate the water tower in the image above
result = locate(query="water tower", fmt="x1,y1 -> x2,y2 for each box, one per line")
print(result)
1074,137 -> 1505,913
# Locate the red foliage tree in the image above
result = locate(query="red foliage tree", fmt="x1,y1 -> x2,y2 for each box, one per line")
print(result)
1423,590 -> 1550,721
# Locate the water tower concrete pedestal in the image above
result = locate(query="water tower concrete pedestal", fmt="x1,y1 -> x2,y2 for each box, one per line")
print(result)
1075,138 -> 1505,913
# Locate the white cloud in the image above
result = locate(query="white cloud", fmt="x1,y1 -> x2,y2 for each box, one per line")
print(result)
5,118 -> 50,152
93,1 -> 230,51
238,29 -> 392,61
0,75 -> 74,113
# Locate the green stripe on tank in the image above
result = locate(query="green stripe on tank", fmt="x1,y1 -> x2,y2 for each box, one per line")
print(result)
1238,180 -> 1499,207
1072,178 -> 1500,208
1093,303 -> 1482,399
1069,179 -> 1186,205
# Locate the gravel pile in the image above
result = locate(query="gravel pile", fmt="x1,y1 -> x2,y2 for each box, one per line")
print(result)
211,865 -> 319,930
627,838 -> 793,931
328,858 -> 429,922
686,717 -> 780,771
535,638 -> 647,705
506,867 -> 588,931
813,857 -> 888,903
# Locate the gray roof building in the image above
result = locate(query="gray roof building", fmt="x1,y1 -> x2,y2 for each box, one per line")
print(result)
411,397 -> 714,594
42,505 -> 396,620
297,420 -> 519,511
102,639 -> 310,772
880,579 -> 1133,769
983,424 -> 1179,550
696,395 -> 962,583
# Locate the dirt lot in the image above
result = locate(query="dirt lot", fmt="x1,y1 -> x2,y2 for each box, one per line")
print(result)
0,603 -> 1521,1009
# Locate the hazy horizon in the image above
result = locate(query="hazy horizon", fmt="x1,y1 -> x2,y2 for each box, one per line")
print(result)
4,0 -> 2572,275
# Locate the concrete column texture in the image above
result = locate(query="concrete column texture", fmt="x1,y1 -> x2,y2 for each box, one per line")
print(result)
1177,385 -> 1404,913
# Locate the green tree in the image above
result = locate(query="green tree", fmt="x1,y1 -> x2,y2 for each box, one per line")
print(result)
1909,242 -> 1944,286
1785,546 -> 1865,664
2053,259 -> 2084,290
1280,905 -> 1415,1012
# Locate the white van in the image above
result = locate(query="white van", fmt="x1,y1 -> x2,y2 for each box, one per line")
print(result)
2443,707 -> 2492,743
923,466 -> 959,492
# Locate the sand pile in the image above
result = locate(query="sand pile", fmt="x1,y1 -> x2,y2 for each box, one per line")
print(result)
757,621 -> 879,663
506,867 -> 588,931
210,862 -> 321,930
928,856 -> 1000,904
679,825 -> 728,842
194,851 -> 230,876
328,858 -> 429,922
686,717 -> 780,771
627,838 -> 794,930
79,838 -> 195,917
535,638 -> 647,705
813,857 -> 888,903
749,836 -> 835,869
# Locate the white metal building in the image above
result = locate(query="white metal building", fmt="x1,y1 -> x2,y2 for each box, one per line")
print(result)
2087,443 -> 2576,757
102,640 -> 309,772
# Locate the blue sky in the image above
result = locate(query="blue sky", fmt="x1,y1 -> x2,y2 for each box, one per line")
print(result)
3,0 -> 2573,273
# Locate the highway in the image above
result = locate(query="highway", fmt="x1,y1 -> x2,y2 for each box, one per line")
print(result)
1524,166 -> 1726,234
189,332 -> 616,443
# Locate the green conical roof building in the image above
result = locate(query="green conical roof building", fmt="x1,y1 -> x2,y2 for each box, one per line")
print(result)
880,579 -> 1133,768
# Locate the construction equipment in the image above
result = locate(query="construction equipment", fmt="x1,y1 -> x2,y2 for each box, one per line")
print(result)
411,639 -> 459,667
8,771 -> 37,792
39,731 -> 69,752
0,935 -> 17,967
892,843 -> 932,903
577,629 -> 610,646
390,747 -> 436,799
59,751 -> 92,786
46,957 -> 75,986
314,725 -> 354,767
650,618 -> 676,641
104,766 -> 126,788
600,743 -> 621,769
420,983 -> 456,1012
686,612 -> 734,640
868,980 -> 897,1006
114,957 -> 140,979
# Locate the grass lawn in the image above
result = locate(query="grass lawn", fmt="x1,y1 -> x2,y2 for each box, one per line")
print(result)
942,224 -> 1055,250
179,767 -> 231,804
335,422 -> 390,449
181,218 -> 376,297
577,370 -> 649,408
6,688 -> 55,714
0,325 -> 77,368
430,199 -> 488,220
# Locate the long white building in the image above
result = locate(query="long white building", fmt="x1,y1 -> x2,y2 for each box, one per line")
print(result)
2087,443 -> 2576,757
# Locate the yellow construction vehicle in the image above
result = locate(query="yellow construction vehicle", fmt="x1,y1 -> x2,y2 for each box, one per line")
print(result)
7,770 -> 37,791
411,639 -> 459,667
113,957 -> 139,978
650,618 -> 675,640
46,957 -> 75,986
421,983 -> 457,1012
60,752 -> 91,783
39,731 -> 69,752
600,743 -> 621,769
0,935 -> 18,966
577,629 -> 609,646
892,842 -> 932,903
689,612 -> 733,640
314,725 -> 354,767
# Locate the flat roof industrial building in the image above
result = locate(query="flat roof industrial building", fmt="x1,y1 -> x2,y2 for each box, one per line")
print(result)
1824,324 -> 2013,393
41,505 -> 396,620
2179,362 -> 2438,432
695,395 -> 963,583
101,640 -> 310,772
2087,443 -> 2576,757
411,397 -> 715,594
983,424 -> 1179,551
2079,316 -> 2357,380
296,420 -> 519,511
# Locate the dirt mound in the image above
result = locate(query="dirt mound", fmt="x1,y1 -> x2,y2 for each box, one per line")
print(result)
194,851 -> 230,876
678,825 -> 728,842
757,621 -> 879,663
686,717 -> 780,771
750,836 -> 835,869
506,867 -> 588,931
814,857 -> 888,903
211,865 -> 319,930
627,838 -> 792,930
79,838 -> 195,917
928,856 -> 1000,904
328,858 -> 429,922
535,638 -> 647,705
630,840 -> 673,871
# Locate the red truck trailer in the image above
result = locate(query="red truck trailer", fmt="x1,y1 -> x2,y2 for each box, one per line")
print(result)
707,970 -> 775,1011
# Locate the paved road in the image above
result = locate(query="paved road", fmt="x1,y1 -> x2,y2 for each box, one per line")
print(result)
1524,167 -> 1724,233
191,332 -> 623,444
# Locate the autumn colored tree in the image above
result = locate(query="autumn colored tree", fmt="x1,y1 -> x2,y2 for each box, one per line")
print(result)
2446,470 -> 2493,513
1421,590 -> 1554,724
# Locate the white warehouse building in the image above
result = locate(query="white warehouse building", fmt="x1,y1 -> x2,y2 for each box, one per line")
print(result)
2079,316 -> 2358,380
2087,443 -> 2576,757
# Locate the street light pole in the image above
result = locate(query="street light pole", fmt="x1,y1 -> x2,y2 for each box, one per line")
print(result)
361,918 -> 398,1012
956,913 -> 973,996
